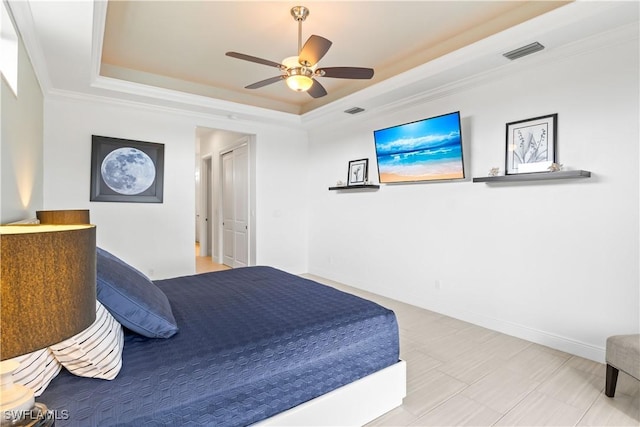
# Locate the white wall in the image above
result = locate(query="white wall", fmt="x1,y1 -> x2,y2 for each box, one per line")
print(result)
43,96 -> 309,279
1,23 -> 43,223
307,29 -> 639,362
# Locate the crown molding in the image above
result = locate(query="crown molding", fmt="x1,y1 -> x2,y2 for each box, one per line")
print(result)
46,86 -> 302,134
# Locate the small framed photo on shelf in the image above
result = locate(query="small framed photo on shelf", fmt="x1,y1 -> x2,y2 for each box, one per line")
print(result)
505,113 -> 557,175
347,158 -> 368,186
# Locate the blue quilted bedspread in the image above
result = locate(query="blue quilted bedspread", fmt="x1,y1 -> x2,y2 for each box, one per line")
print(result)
39,266 -> 399,426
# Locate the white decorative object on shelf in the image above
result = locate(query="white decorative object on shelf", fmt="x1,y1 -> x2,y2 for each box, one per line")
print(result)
517,161 -> 552,173
548,162 -> 563,172
336,180 -> 346,187
488,167 -> 500,177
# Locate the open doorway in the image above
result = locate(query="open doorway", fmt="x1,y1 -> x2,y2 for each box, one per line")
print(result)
195,127 -> 256,272
196,154 -> 227,273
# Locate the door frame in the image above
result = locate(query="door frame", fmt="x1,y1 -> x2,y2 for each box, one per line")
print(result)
198,155 -> 213,257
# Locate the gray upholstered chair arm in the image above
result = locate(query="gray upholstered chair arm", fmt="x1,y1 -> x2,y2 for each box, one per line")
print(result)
605,334 -> 640,397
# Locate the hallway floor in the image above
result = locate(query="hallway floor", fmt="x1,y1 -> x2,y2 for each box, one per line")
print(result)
195,242 -> 231,273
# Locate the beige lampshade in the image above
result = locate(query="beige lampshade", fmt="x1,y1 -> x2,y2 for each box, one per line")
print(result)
36,209 -> 90,225
0,224 -> 97,360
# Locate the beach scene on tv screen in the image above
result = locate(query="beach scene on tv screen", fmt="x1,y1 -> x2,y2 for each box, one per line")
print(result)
374,112 -> 464,183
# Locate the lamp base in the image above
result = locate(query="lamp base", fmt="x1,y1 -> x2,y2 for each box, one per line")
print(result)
0,360 -> 33,423
0,360 -> 53,426
1,403 -> 53,427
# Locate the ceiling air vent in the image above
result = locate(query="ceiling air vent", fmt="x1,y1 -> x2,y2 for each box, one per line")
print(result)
503,42 -> 545,61
344,107 -> 365,115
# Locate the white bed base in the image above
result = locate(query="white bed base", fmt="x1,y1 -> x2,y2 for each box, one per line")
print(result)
255,360 -> 406,427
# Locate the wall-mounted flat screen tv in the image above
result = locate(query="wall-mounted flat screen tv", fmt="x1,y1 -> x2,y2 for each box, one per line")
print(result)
373,111 -> 464,183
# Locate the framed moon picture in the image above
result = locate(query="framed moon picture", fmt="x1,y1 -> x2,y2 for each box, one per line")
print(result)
90,135 -> 164,203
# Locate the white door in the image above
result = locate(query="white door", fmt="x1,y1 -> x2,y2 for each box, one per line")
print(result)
221,145 -> 249,268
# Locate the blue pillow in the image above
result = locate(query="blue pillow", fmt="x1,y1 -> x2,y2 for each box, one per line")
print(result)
96,247 -> 178,338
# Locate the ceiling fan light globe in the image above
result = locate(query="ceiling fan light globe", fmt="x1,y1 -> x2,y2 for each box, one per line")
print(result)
286,75 -> 313,92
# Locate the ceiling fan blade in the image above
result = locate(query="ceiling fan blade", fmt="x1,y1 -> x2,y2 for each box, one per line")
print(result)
226,52 -> 283,69
245,75 -> 285,89
307,79 -> 327,98
298,35 -> 332,67
317,67 -> 374,79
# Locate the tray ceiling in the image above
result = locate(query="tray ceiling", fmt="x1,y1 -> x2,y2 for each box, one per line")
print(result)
100,1 -> 568,115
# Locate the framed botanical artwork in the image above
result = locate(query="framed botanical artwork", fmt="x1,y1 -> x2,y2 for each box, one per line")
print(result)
347,158 -> 368,186
90,135 -> 165,203
505,113 -> 557,174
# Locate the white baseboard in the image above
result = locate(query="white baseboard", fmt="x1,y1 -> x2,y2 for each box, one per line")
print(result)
440,307 -> 606,363
308,270 -> 605,363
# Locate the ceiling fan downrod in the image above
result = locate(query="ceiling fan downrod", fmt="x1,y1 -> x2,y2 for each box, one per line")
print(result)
291,6 -> 309,55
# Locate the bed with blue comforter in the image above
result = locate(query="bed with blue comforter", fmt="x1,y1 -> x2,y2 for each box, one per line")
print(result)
39,266 -> 399,426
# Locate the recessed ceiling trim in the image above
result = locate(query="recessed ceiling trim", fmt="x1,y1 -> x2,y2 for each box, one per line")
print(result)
90,0 -> 108,82
90,75 -> 303,127
5,0 -> 53,93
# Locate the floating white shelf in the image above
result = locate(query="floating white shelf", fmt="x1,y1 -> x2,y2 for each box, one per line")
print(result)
328,184 -> 380,191
473,170 -> 591,183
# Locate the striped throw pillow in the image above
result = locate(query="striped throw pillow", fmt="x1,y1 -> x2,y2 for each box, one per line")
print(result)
50,301 -> 124,380
12,348 -> 62,397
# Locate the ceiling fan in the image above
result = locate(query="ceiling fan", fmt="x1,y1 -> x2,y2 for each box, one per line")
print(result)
225,5 -> 374,98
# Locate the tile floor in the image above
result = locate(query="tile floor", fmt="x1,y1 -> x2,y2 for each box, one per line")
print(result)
303,274 -> 640,427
